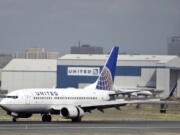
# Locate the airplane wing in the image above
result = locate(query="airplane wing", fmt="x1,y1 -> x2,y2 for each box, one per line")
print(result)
48,98 -> 159,113
109,90 -> 140,96
82,82 -> 177,111
81,98 -> 160,110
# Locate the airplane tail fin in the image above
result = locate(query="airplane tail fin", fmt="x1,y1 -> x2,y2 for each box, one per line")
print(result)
166,83 -> 177,100
95,46 -> 119,90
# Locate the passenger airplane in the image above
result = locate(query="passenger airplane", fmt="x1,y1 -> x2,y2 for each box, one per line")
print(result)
114,87 -> 153,97
0,47 -> 172,122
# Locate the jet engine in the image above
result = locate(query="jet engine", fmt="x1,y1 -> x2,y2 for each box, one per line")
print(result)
60,106 -> 84,119
131,91 -> 152,97
10,112 -> 32,118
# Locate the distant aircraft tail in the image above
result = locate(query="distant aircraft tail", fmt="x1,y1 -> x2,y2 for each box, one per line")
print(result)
166,83 -> 177,100
95,46 -> 119,90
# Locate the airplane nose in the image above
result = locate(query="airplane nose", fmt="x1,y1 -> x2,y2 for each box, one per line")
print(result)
0,98 -> 7,108
0,98 -> 13,112
0,99 -> 4,106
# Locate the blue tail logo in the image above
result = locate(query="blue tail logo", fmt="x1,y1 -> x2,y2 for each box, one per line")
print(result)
96,46 -> 119,90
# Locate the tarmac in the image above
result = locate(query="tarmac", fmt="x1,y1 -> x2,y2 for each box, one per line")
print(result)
0,120 -> 180,135
1,104 -> 180,135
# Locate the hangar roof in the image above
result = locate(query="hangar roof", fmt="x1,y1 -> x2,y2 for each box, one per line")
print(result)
59,54 -> 177,63
3,59 -> 57,71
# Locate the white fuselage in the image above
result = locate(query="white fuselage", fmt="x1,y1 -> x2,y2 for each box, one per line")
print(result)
0,88 -> 115,114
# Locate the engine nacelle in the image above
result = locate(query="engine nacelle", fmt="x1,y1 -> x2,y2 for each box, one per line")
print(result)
11,112 -> 32,118
60,106 -> 84,119
131,91 -> 152,97
131,92 -> 138,97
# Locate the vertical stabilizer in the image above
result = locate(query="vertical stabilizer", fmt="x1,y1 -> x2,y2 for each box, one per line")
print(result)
96,46 -> 119,90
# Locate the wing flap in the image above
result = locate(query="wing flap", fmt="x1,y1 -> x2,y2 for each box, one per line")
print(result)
81,98 -> 160,110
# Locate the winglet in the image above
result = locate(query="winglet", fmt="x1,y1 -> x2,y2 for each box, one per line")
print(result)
96,46 -> 119,90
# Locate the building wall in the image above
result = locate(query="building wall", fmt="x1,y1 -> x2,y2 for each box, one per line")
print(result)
70,45 -> 103,54
15,48 -> 59,59
177,72 -> 180,97
57,65 -> 143,88
57,65 -> 159,89
156,68 -> 170,97
1,71 -> 56,92
57,65 -> 102,88
139,68 -> 156,87
171,70 -> 180,97
114,76 -> 139,88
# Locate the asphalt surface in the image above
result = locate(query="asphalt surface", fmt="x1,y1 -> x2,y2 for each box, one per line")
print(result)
0,120 -> 180,134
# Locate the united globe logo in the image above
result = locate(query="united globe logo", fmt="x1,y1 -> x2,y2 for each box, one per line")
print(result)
96,67 -> 113,90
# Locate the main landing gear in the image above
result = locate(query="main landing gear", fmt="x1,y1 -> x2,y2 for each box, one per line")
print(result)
42,114 -> 52,122
71,117 -> 82,122
12,117 -> 17,122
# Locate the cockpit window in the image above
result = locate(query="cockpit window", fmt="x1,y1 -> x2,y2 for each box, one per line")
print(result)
0,95 -> 18,99
7,96 -> 18,99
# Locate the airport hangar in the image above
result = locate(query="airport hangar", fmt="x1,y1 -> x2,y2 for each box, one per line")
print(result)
57,54 -> 180,98
1,59 -> 57,92
1,54 -> 180,98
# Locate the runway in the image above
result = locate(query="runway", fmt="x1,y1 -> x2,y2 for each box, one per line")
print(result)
0,121 -> 180,134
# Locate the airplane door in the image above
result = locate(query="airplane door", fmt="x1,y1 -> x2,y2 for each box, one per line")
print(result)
25,95 -> 31,104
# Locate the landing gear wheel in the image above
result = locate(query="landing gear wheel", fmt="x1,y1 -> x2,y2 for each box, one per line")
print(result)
160,109 -> 166,113
71,117 -> 81,122
47,115 -> 52,122
160,104 -> 167,114
12,117 -> 17,122
42,114 -> 52,122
